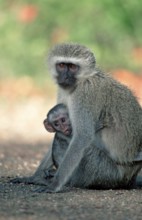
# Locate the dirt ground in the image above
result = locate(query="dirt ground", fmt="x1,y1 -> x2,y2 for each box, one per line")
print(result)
0,140 -> 142,220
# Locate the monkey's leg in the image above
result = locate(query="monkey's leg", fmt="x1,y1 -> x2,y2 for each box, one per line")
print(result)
69,145 -> 141,189
33,141 -> 141,192
10,146 -> 54,185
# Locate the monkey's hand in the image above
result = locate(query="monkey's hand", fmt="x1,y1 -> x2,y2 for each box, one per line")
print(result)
33,181 -> 59,193
33,184 -> 69,193
34,185 -> 58,193
33,177 -> 67,193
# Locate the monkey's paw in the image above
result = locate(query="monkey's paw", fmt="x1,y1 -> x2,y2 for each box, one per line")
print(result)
33,184 -> 69,193
33,185 -> 59,193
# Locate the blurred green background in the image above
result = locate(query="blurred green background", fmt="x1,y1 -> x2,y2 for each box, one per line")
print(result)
0,0 -> 142,84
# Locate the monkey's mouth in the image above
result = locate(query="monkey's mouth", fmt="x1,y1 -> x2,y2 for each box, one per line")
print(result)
58,81 -> 72,89
64,129 -> 72,136
57,77 -> 77,89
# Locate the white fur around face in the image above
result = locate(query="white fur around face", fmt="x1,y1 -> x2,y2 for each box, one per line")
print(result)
51,56 -> 83,64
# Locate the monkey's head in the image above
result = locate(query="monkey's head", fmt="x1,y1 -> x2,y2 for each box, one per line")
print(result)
47,43 -> 96,89
44,104 -> 72,136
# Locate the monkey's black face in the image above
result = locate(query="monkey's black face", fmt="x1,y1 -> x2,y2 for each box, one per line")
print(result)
56,63 -> 79,88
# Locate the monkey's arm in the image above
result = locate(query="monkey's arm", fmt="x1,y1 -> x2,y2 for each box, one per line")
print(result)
10,146 -> 54,185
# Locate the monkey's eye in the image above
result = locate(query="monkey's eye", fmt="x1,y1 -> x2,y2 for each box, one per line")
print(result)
54,121 -> 59,127
56,63 -> 65,69
69,63 -> 78,72
61,117 -> 66,123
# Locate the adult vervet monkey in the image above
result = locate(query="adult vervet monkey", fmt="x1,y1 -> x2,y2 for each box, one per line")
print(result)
11,43 -> 142,192
34,43 -> 142,192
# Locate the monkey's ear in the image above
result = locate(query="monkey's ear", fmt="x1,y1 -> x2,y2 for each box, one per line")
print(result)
44,121 -> 56,133
133,151 -> 142,162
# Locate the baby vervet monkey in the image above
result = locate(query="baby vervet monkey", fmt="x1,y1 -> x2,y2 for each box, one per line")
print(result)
43,103 -> 72,177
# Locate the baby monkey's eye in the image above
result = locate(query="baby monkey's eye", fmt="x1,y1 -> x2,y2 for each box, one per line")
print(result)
54,121 -> 59,127
61,118 -> 66,123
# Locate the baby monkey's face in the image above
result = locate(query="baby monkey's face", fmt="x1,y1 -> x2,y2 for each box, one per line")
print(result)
44,111 -> 72,136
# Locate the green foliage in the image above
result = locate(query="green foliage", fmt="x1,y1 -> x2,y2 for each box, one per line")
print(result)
0,0 -> 142,81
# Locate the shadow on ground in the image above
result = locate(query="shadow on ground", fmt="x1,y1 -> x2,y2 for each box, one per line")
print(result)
0,140 -> 142,220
